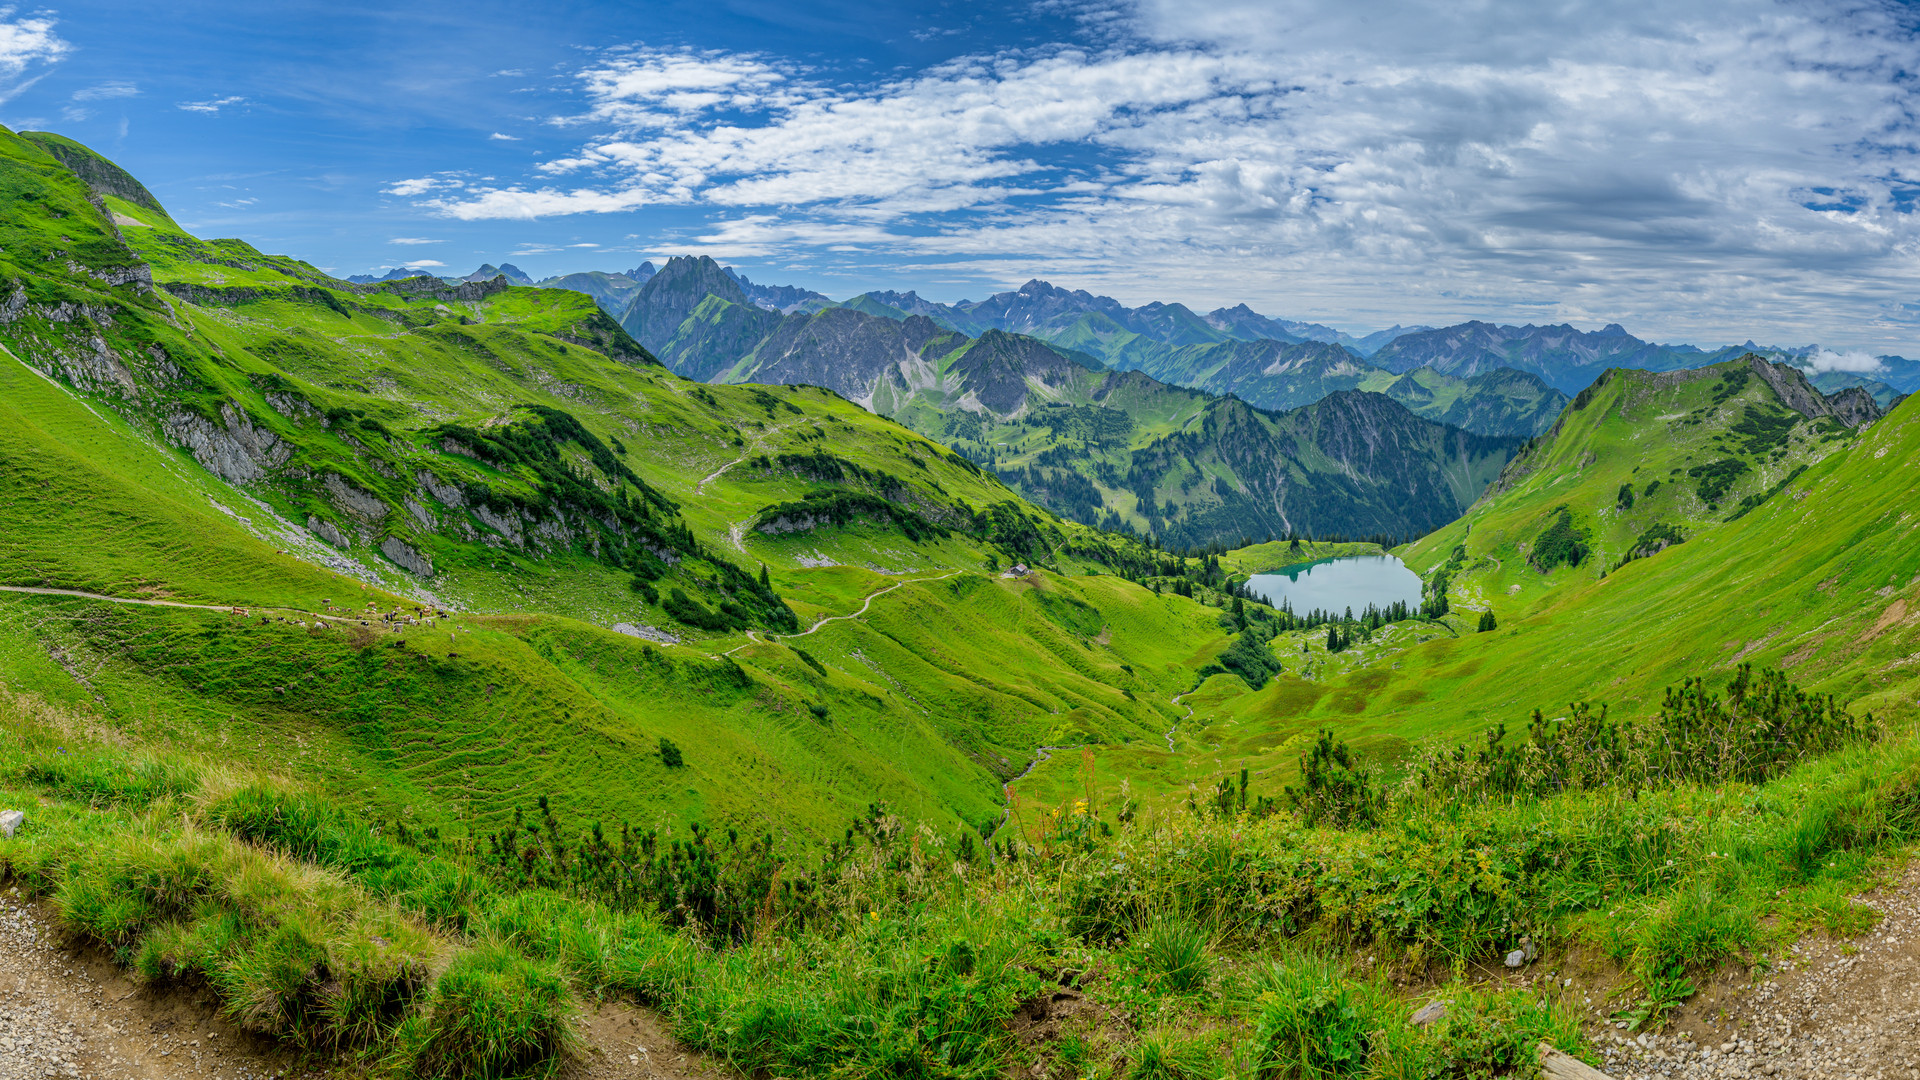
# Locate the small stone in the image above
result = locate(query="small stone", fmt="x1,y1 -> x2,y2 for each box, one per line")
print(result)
1411,1001 -> 1448,1027
0,810 -> 22,838
1506,949 -> 1527,968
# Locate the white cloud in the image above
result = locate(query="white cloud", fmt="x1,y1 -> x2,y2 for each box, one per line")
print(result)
1806,349 -> 1886,374
72,80 -> 136,101
390,5 -> 1920,347
178,95 -> 247,115
0,8 -> 67,75
0,7 -> 67,103
577,49 -> 802,128
400,259 -> 446,268
489,132 -> 519,141
388,237 -> 439,245
384,177 -> 462,197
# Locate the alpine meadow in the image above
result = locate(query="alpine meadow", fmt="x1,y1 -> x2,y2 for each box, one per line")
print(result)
5,4 -> 1920,1078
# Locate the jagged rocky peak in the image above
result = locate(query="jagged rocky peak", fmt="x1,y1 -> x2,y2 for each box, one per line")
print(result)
459,263 -> 533,285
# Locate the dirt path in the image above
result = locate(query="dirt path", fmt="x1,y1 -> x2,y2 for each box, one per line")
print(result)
0,884 -> 734,1080
0,585 -> 371,627
1166,692 -> 1194,751
697,419 -> 802,496
724,570 -> 962,656
1580,860 -> 1920,1080
0,886 -> 326,1080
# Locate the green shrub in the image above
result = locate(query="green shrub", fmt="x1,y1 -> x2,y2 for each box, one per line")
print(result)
1284,730 -> 1381,829
1410,985 -> 1586,1075
658,737 -> 683,768
1251,954 -> 1378,1078
1133,917 -> 1211,993
395,942 -> 581,1079
1220,631 -> 1283,689
1529,506 -> 1589,572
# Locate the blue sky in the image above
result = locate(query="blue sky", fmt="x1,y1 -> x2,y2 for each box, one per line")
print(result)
6,0 -> 1920,359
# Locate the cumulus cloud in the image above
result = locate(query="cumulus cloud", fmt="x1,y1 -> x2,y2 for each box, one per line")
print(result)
390,2 -> 1920,346
1806,349 -> 1887,374
488,132 -> 519,141
178,95 -> 246,114
0,7 -> 66,73
0,7 -> 68,103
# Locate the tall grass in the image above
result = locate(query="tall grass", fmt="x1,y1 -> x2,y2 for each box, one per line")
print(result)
4,675 -> 1918,1077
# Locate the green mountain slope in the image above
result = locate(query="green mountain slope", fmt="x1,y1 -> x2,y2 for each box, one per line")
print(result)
0,127 -> 1259,852
1017,355 -> 1905,811
716,303 -> 1520,545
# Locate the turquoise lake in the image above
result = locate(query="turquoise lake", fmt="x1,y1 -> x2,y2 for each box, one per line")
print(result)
1246,555 -> 1424,615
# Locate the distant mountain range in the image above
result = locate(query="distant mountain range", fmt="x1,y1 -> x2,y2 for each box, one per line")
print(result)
385,258 -> 1916,426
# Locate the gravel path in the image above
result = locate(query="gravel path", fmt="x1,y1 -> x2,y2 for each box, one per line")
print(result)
1589,862 -> 1920,1080
0,886 -> 328,1080
0,882 -> 733,1080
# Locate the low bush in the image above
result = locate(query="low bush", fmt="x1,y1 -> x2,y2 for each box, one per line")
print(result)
1133,916 -> 1211,993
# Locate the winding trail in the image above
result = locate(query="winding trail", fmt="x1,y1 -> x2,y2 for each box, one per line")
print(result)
697,419 -> 803,496
1166,691 -> 1194,751
0,584 -> 367,624
724,570 -> 963,655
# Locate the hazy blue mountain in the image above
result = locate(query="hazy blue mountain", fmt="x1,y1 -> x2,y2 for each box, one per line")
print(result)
458,263 -> 533,285
1367,321 -> 1753,394
721,267 -> 835,313
345,267 -> 441,283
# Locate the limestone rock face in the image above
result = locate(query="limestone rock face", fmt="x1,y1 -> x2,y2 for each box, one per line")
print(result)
380,536 -> 433,577
324,474 -> 387,521
307,515 -> 349,550
164,402 -> 291,482
0,809 -> 22,838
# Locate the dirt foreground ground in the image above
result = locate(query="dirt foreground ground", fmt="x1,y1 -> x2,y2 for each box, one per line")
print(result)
1579,861 -> 1920,1080
8,865 -> 1920,1080
0,883 -> 734,1080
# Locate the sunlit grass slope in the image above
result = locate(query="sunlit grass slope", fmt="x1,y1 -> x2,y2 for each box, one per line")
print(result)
1013,364 -> 1919,815
0,127 -> 1250,848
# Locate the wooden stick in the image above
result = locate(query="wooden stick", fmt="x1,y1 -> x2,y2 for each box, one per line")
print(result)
1538,1041 -> 1615,1080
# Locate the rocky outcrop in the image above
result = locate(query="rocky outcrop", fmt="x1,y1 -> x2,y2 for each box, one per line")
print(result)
324,474 -> 387,521
66,259 -> 153,291
306,515 -> 349,549
1825,386 -> 1883,428
164,402 -> 290,482
416,470 -> 467,508
375,275 -> 512,303
473,504 -> 525,545
264,390 -> 320,420
379,537 -> 434,577
21,131 -> 170,214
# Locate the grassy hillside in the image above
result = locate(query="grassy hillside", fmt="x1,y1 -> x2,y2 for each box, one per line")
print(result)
3,128 -> 1920,1080
0,127 -> 1265,856
1011,357 -> 1913,817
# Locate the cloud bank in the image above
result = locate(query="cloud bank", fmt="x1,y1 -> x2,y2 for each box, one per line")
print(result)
390,1 -> 1920,346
